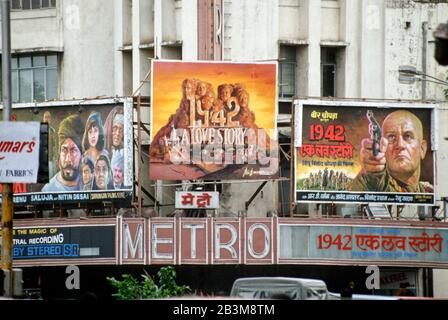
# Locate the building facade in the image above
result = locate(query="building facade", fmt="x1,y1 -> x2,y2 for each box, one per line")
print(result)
1,0 -> 448,299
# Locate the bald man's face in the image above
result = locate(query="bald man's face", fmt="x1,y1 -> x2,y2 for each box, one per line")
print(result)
382,111 -> 427,181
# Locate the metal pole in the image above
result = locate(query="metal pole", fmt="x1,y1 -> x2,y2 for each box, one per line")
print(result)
1,0 -> 14,297
136,96 -> 142,216
422,21 -> 428,100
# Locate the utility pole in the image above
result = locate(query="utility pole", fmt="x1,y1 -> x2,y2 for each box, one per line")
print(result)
1,0 -> 14,297
422,21 -> 428,100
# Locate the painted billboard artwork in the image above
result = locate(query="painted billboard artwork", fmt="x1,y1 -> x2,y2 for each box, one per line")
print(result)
295,100 -> 435,205
150,60 -> 279,180
0,99 -> 133,206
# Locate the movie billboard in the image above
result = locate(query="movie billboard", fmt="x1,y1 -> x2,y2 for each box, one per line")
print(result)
150,60 -> 279,180
0,98 -> 133,207
294,100 -> 436,205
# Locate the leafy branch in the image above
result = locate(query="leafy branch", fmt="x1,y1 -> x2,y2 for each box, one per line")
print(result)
107,266 -> 190,300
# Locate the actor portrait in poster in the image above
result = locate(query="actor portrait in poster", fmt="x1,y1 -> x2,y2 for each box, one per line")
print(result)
349,109 -> 433,194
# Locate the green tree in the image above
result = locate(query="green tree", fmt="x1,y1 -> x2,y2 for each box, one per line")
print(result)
157,265 -> 190,298
107,266 -> 190,300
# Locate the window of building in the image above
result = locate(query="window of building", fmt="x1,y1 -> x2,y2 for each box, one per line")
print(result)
321,47 -> 337,97
279,45 -> 297,98
11,54 -> 57,103
11,0 -> 56,10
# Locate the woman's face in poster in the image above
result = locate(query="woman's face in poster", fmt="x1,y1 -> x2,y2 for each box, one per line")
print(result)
88,124 -> 99,148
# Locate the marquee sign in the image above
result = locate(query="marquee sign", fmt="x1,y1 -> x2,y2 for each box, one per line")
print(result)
4,218 -> 447,268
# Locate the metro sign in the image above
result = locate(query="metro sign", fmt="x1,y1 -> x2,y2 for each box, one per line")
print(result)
120,218 -> 274,265
175,191 -> 220,209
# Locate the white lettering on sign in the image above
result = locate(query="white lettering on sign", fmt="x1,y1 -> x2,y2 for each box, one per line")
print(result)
123,223 -> 143,259
214,223 -> 238,259
152,223 -> 174,259
247,223 -> 270,259
183,223 -> 205,259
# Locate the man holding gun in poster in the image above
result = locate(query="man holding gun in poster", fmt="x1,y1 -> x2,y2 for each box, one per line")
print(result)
349,110 -> 433,193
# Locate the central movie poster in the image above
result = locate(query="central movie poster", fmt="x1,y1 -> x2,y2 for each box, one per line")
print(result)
295,100 -> 435,205
150,60 -> 279,180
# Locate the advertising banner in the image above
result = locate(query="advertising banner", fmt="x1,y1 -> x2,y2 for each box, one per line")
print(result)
150,60 -> 279,180
294,100 -> 435,205
0,98 -> 133,207
0,225 -> 115,260
0,121 -> 40,183
279,225 -> 448,264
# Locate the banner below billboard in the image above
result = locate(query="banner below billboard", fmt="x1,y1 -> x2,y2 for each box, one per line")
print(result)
150,60 -> 279,180
0,121 -> 40,183
294,100 -> 436,205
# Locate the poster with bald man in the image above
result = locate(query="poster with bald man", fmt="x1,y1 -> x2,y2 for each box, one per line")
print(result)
294,100 -> 436,205
150,60 -> 279,180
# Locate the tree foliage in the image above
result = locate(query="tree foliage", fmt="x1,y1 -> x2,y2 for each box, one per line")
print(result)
107,266 -> 190,300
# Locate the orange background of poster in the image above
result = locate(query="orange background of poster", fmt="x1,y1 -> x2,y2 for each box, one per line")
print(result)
151,61 -> 277,138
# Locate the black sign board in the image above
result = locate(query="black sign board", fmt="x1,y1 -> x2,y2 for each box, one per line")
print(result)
0,225 -> 115,260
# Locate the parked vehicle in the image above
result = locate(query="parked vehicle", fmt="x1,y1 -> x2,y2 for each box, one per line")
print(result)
327,292 -> 399,300
230,277 -> 330,300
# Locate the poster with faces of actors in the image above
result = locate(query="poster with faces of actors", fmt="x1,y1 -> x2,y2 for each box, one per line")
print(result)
0,98 -> 133,207
294,100 -> 436,205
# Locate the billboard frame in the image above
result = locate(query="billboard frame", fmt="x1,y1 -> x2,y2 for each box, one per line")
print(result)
149,59 -> 279,181
293,98 -> 438,206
